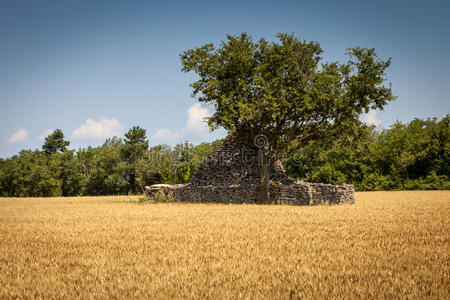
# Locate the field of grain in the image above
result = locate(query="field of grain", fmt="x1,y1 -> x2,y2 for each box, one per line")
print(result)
0,191 -> 448,298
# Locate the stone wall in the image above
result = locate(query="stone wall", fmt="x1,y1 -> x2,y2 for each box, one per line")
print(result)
190,136 -> 290,186
145,135 -> 355,205
145,181 -> 355,205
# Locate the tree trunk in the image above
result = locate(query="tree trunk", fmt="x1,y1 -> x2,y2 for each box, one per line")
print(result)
258,162 -> 272,203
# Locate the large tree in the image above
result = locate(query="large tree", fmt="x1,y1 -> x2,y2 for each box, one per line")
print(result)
181,33 -> 396,201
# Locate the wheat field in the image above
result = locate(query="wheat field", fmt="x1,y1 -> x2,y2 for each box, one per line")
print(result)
0,191 -> 448,299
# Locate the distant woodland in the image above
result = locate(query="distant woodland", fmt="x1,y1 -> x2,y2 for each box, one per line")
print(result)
0,115 -> 448,197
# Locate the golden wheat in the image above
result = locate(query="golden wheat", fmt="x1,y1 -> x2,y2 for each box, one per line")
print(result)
0,191 -> 448,299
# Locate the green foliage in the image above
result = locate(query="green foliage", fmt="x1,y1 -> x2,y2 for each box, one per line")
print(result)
181,32 -> 395,200
3,33 -> 445,196
78,138 -> 128,195
402,172 -> 450,190
285,115 -> 450,191
309,165 -> 347,185
0,128 -> 221,197
121,126 -> 149,194
0,119 -> 447,196
42,129 -> 70,155
122,126 -> 149,164
181,33 -> 394,151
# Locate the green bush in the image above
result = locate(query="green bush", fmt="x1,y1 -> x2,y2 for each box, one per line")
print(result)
402,172 -> 450,190
308,165 -> 347,185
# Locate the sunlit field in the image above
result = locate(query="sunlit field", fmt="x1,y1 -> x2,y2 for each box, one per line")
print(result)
0,191 -> 448,298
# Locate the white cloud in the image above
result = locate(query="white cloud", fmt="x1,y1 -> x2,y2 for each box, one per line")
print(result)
72,117 -> 123,140
38,129 -> 55,141
7,129 -> 29,144
362,109 -> 382,127
154,103 -> 211,141
154,128 -> 182,140
185,103 -> 210,135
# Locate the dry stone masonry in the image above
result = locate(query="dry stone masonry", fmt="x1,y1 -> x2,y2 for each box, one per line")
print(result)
145,136 -> 355,205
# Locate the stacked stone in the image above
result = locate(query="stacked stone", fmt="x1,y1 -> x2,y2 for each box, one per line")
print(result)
145,135 -> 355,205
191,136 -> 290,186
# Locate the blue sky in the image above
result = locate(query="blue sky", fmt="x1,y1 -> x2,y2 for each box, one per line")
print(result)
1,0 -> 449,158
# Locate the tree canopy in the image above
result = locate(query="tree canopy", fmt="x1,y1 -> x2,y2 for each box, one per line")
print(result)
181,33 -> 395,149
181,32 -> 396,200
42,129 -> 70,154
122,126 -> 149,164
121,126 -> 150,194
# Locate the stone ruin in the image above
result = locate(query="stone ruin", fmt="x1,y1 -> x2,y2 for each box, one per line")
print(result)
145,136 -> 355,205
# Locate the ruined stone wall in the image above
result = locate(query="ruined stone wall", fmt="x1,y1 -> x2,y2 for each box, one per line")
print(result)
269,182 -> 355,205
145,136 -> 355,206
191,136 -> 290,186
146,181 -> 354,206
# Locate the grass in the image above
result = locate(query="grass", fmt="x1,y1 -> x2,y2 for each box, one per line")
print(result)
0,191 -> 448,298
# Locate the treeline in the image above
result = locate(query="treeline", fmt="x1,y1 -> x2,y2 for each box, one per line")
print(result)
0,116 -> 449,197
285,115 -> 449,191
0,126 -> 221,197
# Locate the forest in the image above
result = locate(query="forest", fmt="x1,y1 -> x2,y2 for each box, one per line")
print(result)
0,115 -> 448,197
